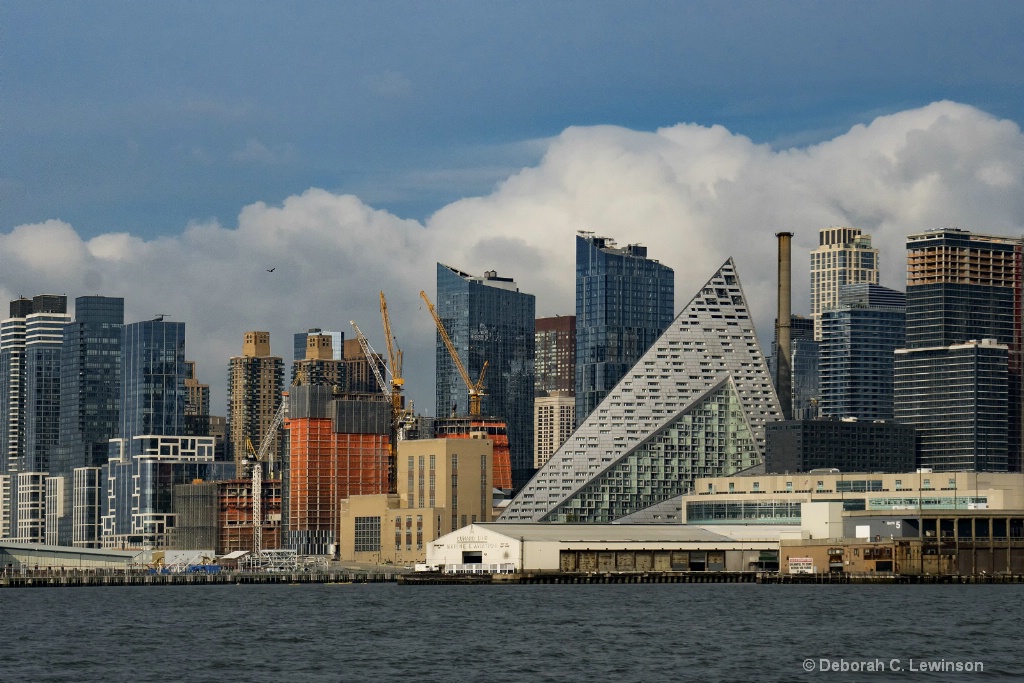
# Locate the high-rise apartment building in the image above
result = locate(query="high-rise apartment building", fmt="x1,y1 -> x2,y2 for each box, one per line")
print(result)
103,319 -> 216,549
895,228 -> 1023,471
534,391 -> 575,470
0,295 -> 69,541
503,259 -> 782,523
292,333 -> 346,389
772,315 -> 819,420
575,233 -> 674,426
50,296 -> 123,547
820,284 -> 906,421
535,316 -> 576,394
810,227 -> 879,340
227,331 -> 285,477
435,264 -> 535,490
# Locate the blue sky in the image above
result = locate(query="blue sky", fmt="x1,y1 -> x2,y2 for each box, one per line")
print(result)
4,2 -> 1023,238
2,2 -> 1023,413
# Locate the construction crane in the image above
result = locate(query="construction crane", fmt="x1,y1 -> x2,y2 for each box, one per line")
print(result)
419,290 -> 488,416
379,291 -> 404,415
250,393 -> 288,557
350,321 -> 389,396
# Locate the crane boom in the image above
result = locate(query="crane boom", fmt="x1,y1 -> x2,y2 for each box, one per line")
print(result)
379,291 -> 403,388
350,321 -> 389,396
419,290 -> 488,416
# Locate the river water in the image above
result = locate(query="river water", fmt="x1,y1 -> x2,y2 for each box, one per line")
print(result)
1,583 -> 1021,682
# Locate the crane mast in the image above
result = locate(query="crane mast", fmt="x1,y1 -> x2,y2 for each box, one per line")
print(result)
250,393 -> 288,557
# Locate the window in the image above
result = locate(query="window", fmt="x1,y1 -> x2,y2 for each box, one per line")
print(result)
354,516 -> 381,553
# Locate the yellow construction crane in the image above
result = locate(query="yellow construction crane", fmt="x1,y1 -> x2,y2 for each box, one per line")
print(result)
419,290 -> 488,416
379,291 -> 404,417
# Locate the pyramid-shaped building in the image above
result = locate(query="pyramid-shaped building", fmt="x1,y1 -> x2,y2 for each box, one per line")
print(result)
501,258 -> 782,522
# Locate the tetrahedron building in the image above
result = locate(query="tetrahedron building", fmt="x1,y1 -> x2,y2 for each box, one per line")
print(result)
501,258 -> 782,522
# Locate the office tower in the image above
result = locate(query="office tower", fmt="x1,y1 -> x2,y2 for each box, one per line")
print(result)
765,419 -> 916,473
534,391 -> 575,469
227,331 -> 285,476
435,264 -> 535,490
772,315 -> 819,420
535,316 -> 576,394
283,385 -> 390,555
292,333 -> 346,389
810,227 -> 879,340
576,233 -> 674,426
0,294 -> 68,540
895,228 -> 1023,471
49,296 -> 123,547
819,284 -> 906,420
503,258 -> 782,523
102,319 -> 215,549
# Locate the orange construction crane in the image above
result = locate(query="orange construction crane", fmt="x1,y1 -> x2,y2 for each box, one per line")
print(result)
419,290 -> 488,416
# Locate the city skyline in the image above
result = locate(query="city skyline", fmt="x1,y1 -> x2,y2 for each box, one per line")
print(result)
2,5 -> 1023,416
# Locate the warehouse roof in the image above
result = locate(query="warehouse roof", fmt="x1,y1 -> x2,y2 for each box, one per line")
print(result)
472,523 -> 733,543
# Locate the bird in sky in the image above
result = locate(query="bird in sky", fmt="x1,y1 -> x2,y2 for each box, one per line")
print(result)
267,267 -> 276,272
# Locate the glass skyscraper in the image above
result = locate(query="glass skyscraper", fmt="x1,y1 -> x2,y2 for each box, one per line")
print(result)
119,320 -> 187,445
820,284 -> 906,421
51,296 -> 123,546
435,263 -> 535,490
895,228 -> 1022,472
575,233 -> 674,426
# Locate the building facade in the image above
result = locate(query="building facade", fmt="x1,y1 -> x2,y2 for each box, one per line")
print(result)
764,418 -> 916,473
533,391 -> 575,470
226,331 -> 285,477
50,296 -> 123,547
503,258 -> 783,523
338,436 -> 493,565
895,228 -> 1022,471
435,264 -> 535,490
809,227 -> 879,340
535,315 -> 576,394
575,233 -> 674,426
819,284 -> 906,420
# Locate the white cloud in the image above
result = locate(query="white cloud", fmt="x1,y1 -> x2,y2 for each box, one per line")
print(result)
2,101 -> 1023,415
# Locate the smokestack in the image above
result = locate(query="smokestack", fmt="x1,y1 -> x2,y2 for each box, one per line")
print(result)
776,231 -> 793,420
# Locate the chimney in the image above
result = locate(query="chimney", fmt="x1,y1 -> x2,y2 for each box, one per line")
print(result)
776,232 -> 793,420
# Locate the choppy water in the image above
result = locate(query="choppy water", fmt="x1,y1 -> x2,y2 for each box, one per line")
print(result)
1,583 -> 1021,682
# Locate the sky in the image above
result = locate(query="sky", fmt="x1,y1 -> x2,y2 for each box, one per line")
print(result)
2,2 -> 1024,415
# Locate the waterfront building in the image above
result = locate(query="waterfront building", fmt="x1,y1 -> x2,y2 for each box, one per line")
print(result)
819,284 -> 906,420
894,228 -> 1022,471
533,390 -> 575,470
502,258 -> 783,523
102,318 -> 196,549
764,418 -> 915,473
809,227 -> 879,340
434,264 -> 535,490
682,471 -> 1024,526
49,296 -> 123,547
0,295 -> 69,541
226,331 -> 285,477
535,315 -> 576,394
283,385 -> 390,555
575,233 -> 674,426
337,436 -> 493,565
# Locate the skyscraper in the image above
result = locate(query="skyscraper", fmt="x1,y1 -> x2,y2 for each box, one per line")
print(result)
575,233 -> 674,426
819,284 -> 906,420
103,319 -> 215,549
227,331 -> 285,476
894,228 -> 1022,471
503,258 -> 782,523
435,264 -> 535,489
0,294 -> 69,541
51,296 -> 123,547
810,227 -> 879,340
772,315 -> 819,419
535,316 -> 576,394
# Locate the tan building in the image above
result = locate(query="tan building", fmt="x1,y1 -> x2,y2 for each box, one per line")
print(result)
683,471 -> 1024,526
534,390 -> 575,469
338,436 -> 493,565
810,227 -> 879,340
227,332 -> 284,477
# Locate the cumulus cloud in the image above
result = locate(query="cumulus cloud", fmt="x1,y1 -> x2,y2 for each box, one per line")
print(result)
2,101 -> 1023,415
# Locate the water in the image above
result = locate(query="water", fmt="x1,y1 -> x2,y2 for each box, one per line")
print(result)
1,583 -> 1021,682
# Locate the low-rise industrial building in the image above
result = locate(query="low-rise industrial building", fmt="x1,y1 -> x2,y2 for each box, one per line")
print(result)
683,471 -> 1024,526
426,524 -> 778,573
0,541 -> 141,571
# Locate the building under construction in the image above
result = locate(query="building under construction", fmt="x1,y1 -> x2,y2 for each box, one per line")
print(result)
170,478 -> 282,554
432,417 -> 512,491
283,385 -> 390,556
